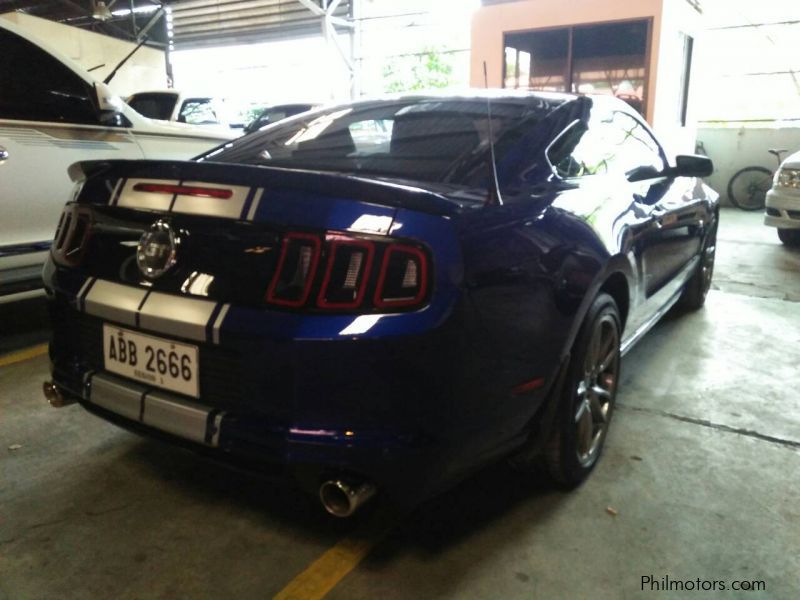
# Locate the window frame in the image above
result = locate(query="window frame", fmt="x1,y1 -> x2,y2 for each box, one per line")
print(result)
545,101 -> 668,181
0,28 -> 101,126
501,17 -> 654,120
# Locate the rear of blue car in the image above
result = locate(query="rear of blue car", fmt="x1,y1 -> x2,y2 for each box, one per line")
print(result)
44,158 -> 484,504
45,97 -> 565,512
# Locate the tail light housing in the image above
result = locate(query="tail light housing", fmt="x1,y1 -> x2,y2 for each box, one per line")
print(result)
52,204 -> 92,267
266,231 -> 430,312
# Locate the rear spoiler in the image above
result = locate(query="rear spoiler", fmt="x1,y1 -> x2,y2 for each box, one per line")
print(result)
69,159 -> 461,217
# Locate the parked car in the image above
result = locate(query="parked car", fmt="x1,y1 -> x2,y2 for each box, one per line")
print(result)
243,103 -> 319,134
765,150 -> 800,246
43,92 -> 717,516
127,90 -> 237,131
0,19 -> 234,303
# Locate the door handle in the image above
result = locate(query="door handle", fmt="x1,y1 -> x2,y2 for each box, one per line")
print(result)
0,146 -> 8,162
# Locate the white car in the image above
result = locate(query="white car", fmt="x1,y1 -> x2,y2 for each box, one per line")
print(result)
765,150 -> 800,246
0,18 -> 234,303
127,90 -> 237,131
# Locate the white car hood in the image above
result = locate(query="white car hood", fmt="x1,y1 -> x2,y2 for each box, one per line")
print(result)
780,150 -> 800,170
128,113 -> 236,141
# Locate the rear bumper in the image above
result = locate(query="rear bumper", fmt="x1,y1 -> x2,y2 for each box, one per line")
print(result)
47,292 -> 541,504
765,188 -> 800,229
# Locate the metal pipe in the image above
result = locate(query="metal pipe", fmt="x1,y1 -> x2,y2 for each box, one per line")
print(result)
319,479 -> 376,518
43,381 -> 76,408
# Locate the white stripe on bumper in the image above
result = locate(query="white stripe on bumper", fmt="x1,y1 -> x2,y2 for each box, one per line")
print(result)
84,280 -> 147,327
138,291 -> 218,342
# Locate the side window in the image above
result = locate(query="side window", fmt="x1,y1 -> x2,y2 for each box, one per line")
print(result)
547,108 -> 665,179
179,99 -> 220,125
605,111 -> 665,175
0,29 -> 98,125
548,120 -> 615,178
349,119 -> 393,155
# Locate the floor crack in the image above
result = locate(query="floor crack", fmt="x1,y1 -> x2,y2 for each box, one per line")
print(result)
617,403 -> 800,451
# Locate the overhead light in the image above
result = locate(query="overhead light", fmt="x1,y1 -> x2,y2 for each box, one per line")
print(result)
92,1 -> 113,21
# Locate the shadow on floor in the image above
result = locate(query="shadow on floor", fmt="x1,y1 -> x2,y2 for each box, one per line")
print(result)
0,296 -> 50,354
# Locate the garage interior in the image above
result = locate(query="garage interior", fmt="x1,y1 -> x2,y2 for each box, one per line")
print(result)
1,0 -> 799,598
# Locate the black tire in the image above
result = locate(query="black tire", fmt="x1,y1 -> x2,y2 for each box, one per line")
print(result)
727,166 -> 772,211
679,220 -> 718,310
777,228 -> 800,247
544,293 -> 621,488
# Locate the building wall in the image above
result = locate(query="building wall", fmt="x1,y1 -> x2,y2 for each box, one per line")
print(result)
470,0 -> 710,156
0,12 -> 167,97
470,0 -> 664,121
697,126 -> 800,204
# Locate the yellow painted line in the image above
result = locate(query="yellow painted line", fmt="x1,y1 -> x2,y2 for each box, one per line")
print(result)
273,514 -> 395,600
0,343 -> 49,368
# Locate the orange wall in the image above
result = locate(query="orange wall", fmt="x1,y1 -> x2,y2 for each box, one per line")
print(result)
470,0 -> 664,124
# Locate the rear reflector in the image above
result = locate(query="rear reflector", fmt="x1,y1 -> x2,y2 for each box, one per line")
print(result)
317,236 -> 375,309
133,182 -> 233,200
266,233 -> 321,307
511,377 -> 545,396
374,245 -> 428,308
265,231 -> 430,313
52,204 -> 92,267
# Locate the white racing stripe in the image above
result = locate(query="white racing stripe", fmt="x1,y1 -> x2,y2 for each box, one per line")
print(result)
246,188 -> 264,221
212,304 -> 231,345
84,280 -> 148,326
115,178 -> 260,221
116,178 -> 177,211
138,290 -> 218,342
171,181 -> 251,219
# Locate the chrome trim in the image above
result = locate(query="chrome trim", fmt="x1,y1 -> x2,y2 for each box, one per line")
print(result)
89,373 -> 146,421
142,391 -> 212,445
212,304 -> 231,345
84,280 -> 147,326
246,188 -> 264,221
138,291 -> 218,342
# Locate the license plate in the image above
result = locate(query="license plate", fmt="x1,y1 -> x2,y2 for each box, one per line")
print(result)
102,324 -> 200,398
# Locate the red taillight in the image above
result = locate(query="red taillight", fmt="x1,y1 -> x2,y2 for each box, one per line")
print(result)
373,245 -> 428,308
52,204 -> 92,267
266,233 -> 321,307
132,182 -> 233,200
265,232 -> 430,312
317,236 -> 375,309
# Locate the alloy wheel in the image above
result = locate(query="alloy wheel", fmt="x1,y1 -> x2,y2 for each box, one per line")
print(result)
573,313 -> 620,467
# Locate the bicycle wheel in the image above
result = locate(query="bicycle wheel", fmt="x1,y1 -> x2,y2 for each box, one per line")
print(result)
727,166 -> 773,211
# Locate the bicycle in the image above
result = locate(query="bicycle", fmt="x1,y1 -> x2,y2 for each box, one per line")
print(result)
727,148 -> 788,211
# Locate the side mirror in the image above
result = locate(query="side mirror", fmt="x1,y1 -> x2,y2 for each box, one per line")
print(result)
672,154 -> 713,178
94,82 -> 123,112
93,82 -> 130,127
626,165 -> 662,182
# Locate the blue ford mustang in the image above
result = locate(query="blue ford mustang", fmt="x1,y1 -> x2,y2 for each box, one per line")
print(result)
44,92 -> 717,516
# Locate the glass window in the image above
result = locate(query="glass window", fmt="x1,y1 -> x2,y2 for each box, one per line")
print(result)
178,98 -> 220,125
127,93 -> 177,120
0,29 -> 98,124
348,119 -> 393,154
547,105 -> 664,179
505,29 -> 569,92
200,98 -> 562,189
504,20 -> 649,117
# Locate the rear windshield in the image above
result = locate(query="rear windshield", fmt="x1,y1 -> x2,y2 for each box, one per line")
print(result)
128,93 -> 178,121
200,98 -> 559,187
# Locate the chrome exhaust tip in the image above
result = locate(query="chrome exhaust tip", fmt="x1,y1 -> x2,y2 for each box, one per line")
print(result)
319,479 -> 376,518
43,381 -> 74,408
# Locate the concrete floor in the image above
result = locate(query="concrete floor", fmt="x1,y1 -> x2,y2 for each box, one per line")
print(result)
1,208 -> 798,599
